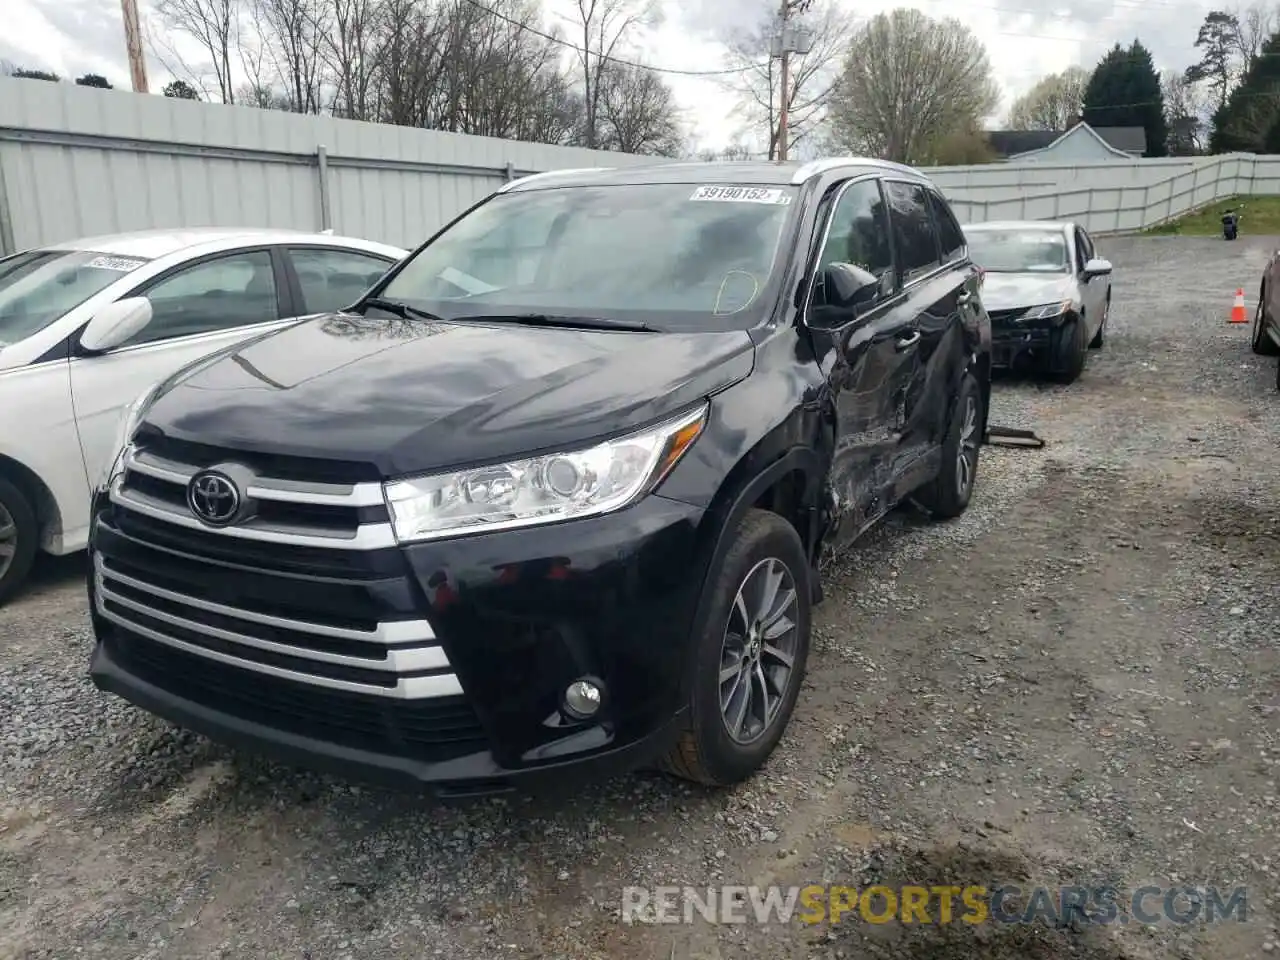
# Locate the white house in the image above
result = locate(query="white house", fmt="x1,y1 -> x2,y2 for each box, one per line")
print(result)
986,120 -> 1148,163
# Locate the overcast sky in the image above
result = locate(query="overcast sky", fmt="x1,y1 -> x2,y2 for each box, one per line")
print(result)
3,0 -> 1223,152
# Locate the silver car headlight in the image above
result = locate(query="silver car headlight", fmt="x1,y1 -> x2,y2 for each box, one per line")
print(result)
99,383 -> 163,490
383,404 -> 709,543
1021,301 -> 1071,321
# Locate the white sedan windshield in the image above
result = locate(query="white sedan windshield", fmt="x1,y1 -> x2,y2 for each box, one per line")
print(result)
379,182 -> 798,329
964,230 -> 1069,274
0,249 -> 148,346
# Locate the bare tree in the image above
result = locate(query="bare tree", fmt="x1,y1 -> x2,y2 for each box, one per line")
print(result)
153,0 -> 241,103
1233,1 -> 1275,72
827,9 -> 1000,164
594,61 -> 684,155
1161,69 -> 1209,154
722,0 -> 850,160
325,0 -> 384,119
249,0 -> 330,113
568,0 -> 660,149
1006,66 -> 1089,130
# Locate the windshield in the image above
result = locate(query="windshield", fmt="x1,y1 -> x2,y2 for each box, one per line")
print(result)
0,249 -> 150,346
376,182 -> 799,330
963,229 -> 1069,274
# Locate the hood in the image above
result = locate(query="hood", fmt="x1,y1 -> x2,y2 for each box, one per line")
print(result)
980,272 -> 1076,311
142,313 -> 756,478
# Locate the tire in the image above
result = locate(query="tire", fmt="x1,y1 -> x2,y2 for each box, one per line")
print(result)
1089,292 -> 1109,349
0,476 -> 38,607
660,508 -> 812,786
913,371 -> 982,520
1252,288 -> 1280,356
1048,315 -> 1087,384
1275,355 -> 1280,392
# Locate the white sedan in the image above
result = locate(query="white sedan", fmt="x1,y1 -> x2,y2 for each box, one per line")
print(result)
0,227 -> 407,603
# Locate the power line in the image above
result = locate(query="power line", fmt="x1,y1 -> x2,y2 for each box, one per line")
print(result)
453,0 -> 754,76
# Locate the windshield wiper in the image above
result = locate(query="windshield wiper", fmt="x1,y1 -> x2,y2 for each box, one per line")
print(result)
461,313 -> 655,333
362,297 -> 447,323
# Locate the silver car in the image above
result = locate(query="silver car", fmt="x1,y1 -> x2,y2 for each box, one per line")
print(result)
962,220 -> 1113,384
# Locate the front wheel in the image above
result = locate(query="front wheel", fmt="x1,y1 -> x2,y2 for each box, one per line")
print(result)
0,476 -> 38,607
913,371 -> 982,520
1049,316 -> 1087,384
661,508 -> 812,786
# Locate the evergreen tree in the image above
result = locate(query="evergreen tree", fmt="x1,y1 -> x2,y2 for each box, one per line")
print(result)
1082,40 -> 1169,157
1210,31 -> 1280,153
1263,113 -> 1280,153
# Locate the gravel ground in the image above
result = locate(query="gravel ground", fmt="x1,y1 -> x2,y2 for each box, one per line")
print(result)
2,235 -> 1279,960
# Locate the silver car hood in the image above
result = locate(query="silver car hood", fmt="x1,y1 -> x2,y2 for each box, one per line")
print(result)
980,272 -> 1077,311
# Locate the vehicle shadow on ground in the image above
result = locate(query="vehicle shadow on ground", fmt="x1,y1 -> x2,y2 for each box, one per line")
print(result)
23,551 -> 86,596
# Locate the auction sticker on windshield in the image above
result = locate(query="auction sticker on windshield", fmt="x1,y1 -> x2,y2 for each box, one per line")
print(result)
85,255 -> 149,272
689,186 -> 793,205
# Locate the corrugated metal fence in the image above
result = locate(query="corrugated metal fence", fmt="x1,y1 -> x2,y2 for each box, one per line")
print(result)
4,76 -> 1280,254
0,77 -> 656,254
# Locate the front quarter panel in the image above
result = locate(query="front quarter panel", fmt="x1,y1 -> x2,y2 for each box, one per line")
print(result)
655,324 -> 826,515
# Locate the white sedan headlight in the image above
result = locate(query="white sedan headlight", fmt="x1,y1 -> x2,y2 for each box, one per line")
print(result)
384,404 -> 709,543
1021,301 -> 1072,321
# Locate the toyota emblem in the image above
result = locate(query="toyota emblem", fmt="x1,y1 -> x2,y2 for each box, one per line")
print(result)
187,471 -> 241,526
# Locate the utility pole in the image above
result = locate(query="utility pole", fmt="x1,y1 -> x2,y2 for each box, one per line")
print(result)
770,1 -> 813,162
120,0 -> 149,93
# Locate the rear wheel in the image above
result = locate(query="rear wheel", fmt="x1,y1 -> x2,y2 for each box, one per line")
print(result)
914,371 -> 982,520
1252,288 -> 1279,356
0,476 -> 38,607
661,508 -> 812,786
1049,315 -> 1087,384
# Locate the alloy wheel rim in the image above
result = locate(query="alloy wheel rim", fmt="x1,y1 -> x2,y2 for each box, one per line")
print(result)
0,502 -> 16,581
957,395 -> 979,498
719,557 -> 800,745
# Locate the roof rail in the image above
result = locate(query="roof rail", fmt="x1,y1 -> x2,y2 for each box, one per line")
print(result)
497,167 -> 612,193
789,157 -> 931,185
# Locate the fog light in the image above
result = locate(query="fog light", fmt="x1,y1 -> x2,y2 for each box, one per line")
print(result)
564,678 -> 603,719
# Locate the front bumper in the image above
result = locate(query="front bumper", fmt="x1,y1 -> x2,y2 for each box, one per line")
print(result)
88,490 -> 707,796
989,315 -> 1063,368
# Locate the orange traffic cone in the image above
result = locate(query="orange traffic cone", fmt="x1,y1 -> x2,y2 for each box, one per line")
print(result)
1229,288 -> 1248,323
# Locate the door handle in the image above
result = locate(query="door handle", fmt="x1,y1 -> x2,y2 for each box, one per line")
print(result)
895,330 -> 922,351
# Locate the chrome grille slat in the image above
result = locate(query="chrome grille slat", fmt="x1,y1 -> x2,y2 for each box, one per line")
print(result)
99,602 -> 463,699
109,477 -> 396,550
95,556 -> 431,644
126,448 -> 386,507
99,582 -> 450,675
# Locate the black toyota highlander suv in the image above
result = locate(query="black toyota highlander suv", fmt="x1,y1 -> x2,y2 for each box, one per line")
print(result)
87,159 -> 992,797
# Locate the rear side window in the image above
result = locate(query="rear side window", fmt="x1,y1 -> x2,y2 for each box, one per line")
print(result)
289,247 -> 394,314
884,180 -> 941,283
928,190 -> 967,263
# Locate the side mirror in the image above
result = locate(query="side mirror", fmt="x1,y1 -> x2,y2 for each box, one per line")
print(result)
80,297 -> 153,353
816,262 -> 882,317
1083,258 -> 1112,278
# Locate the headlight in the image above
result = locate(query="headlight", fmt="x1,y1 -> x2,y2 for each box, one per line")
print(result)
99,383 -> 162,489
383,404 -> 709,543
1021,301 -> 1071,321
